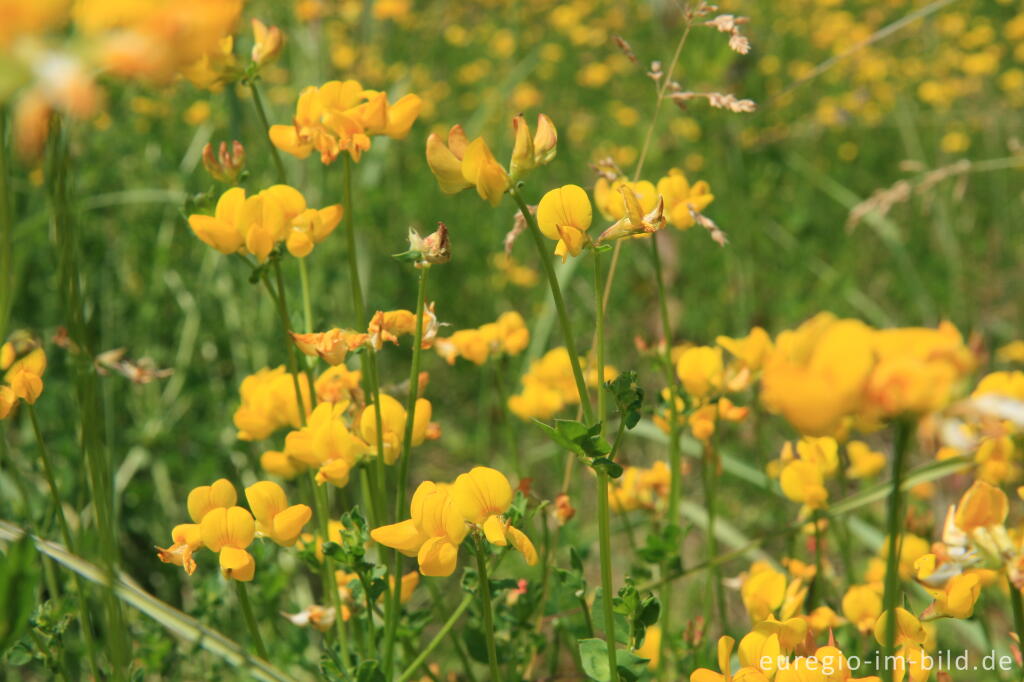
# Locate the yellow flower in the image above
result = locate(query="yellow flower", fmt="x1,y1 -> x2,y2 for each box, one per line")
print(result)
780,459 -> 828,509
509,113 -> 558,179
245,481 -> 312,546
689,635 -> 770,682
0,386 -> 15,419
593,178 -> 657,221
760,313 -> 875,437
434,311 -> 529,365
282,402 -> 368,486
426,125 -> 510,206
740,562 -> 786,621
996,340 -> 1024,364
596,184 -> 667,244
250,19 -> 284,65
188,185 -> 340,262
864,322 -> 974,418
536,184 -> 593,261
200,506 -> 257,581
842,584 -> 882,632
954,479 -> 1008,532
372,480 -> 466,576
508,347 -> 616,420
315,365 -> 363,404
846,440 -> 887,479
676,346 -> 724,400
358,394 -> 432,465
290,328 -> 366,365
656,168 -> 714,229
233,366 -> 311,440
921,572 -> 981,619
716,327 -> 773,372
269,80 -> 420,164
157,479 -> 237,576
372,468 -> 535,576
873,608 -> 928,648
635,624 -> 662,669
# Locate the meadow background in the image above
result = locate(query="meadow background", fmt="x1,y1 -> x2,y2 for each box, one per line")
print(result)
2,0 -> 1023,679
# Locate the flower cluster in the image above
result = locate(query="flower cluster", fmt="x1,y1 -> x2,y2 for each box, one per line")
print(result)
187,185 -> 343,261
433,311 -> 529,366
371,466 -> 537,576
269,79 -> 422,164
156,478 -> 311,581
507,346 -> 617,421
426,114 -> 556,206
0,335 -> 46,417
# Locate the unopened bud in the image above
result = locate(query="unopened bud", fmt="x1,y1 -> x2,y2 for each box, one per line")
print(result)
202,140 -> 246,183
251,19 -> 284,65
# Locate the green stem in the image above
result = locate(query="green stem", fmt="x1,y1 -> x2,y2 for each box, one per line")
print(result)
235,581 -> 270,660
592,247 -> 620,681
264,262 -> 309,426
650,234 -> 683,678
509,187 -> 592,423
47,114 -> 127,679
382,265 -> 429,674
881,419 -> 912,682
298,258 -> 314,333
309,473 -> 351,667
492,357 -> 520,475
27,405 -> 100,679
249,81 -> 287,184
702,442 -> 727,632
342,155 -> 365,323
1009,577 -> 1024,680
397,594 -> 474,682
473,535 -> 503,682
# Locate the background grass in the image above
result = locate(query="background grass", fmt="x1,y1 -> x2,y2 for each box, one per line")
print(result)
2,0 -> 1023,678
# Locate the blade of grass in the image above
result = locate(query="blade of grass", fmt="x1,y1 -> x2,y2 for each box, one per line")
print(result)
0,520 -> 297,682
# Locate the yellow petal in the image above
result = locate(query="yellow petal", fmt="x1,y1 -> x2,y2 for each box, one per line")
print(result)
426,133 -> 470,194
384,93 -> 421,139
269,125 -> 312,159
220,546 -> 255,581
417,536 -> 459,577
245,480 -> 287,527
482,515 -> 507,546
536,184 -> 592,242
371,519 -> 427,557
272,504 -> 313,546
188,215 -> 244,254
451,466 -> 514,524
187,479 -> 237,524
507,525 -> 537,565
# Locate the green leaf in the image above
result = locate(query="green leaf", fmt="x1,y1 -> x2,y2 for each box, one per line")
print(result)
591,457 -> 624,479
578,638 -> 650,682
606,371 -> 644,429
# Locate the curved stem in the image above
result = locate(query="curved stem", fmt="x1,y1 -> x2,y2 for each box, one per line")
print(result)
882,420 -> 912,682
383,265 -> 430,674
397,594 -> 474,682
473,535 -> 503,682
249,81 -> 287,184
235,581 -> 270,661
509,187 -> 592,423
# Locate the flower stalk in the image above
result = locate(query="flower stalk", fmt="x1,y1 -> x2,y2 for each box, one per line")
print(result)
881,419 -> 912,681
235,581 -> 270,661
473,534 -> 503,682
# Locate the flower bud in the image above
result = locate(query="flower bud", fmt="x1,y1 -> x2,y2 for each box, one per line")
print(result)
202,140 -> 246,183
509,114 -> 535,180
251,19 -> 284,65
532,113 -> 557,165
